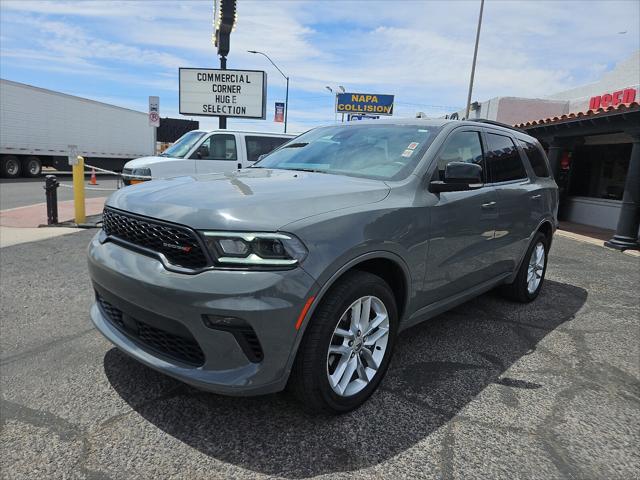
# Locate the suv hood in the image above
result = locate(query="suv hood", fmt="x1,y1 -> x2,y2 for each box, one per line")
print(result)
106,169 -> 390,231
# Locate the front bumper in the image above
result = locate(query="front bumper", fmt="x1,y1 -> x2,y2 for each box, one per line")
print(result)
88,232 -> 319,395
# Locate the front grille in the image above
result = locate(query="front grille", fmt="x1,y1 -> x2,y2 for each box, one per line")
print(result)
136,321 -> 205,366
97,295 -> 124,330
102,207 -> 209,270
97,294 -> 205,366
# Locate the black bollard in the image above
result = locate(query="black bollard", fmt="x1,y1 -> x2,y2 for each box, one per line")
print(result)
44,175 -> 59,225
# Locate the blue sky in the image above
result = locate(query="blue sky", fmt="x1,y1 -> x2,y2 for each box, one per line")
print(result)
1,0 -> 639,134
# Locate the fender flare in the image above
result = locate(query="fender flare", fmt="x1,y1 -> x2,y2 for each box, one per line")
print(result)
509,217 -> 556,283
281,250 -> 412,380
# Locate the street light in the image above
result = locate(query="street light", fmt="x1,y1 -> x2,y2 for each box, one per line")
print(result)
465,0 -> 485,120
248,50 -> 289,133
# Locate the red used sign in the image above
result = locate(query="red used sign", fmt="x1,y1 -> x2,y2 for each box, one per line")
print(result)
589,88 -> 636,110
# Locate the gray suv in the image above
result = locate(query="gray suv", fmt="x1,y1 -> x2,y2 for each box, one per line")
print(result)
88,119 -> 558,413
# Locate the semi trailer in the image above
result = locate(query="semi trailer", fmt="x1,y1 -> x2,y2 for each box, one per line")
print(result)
0,79 -> 155,178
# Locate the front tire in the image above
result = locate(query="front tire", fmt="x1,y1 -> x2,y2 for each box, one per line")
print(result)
289,270 -> 398,414
501,231 -> 549,303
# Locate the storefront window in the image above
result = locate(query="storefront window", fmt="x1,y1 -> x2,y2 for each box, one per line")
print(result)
568,144 -> 631,200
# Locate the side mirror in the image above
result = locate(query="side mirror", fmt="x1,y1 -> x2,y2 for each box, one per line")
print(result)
194,145 -> 209,159
430,162 -> 483,193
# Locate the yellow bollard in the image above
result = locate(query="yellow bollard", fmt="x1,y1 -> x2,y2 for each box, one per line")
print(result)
72,155 -> 86,224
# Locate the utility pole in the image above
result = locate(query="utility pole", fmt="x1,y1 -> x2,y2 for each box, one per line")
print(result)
465,0 -> 485,119
213,0 -> 237,129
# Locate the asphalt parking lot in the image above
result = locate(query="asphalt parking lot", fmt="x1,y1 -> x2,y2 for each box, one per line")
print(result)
1,231 -> 638,479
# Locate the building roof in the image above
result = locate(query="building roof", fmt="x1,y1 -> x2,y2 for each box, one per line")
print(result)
514,101 -> 640,128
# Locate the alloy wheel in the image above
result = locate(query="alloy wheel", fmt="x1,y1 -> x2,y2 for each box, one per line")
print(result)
527,242 -> 545,294
326,295 -> 389,397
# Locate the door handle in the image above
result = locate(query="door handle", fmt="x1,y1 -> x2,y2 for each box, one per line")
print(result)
530,194 -> 542,200
481,201 -> 496,209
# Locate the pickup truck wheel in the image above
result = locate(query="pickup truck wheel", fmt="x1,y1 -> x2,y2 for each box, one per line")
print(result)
1,156 -> 22,178
501,231 -> 548,303
289,270 -> 398,414
22,156 -> 42,177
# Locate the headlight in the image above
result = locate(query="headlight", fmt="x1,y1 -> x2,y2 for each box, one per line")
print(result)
125,167 -> 152,184
202,231 -> 307,268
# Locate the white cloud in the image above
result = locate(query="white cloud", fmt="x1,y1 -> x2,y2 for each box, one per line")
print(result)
1,0 -> 639,130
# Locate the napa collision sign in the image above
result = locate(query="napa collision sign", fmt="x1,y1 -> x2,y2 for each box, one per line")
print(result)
179,68 -> 267,119
336,93 -> 394,116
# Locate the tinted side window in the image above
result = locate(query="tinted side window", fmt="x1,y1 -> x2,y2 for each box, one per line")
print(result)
519,139 -> 550,177
435,131 -> 485,181
245,136 -> 289,162
486,133 -> 527,182
195,134 -> 237,160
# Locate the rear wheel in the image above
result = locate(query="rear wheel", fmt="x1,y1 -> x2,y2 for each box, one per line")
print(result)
21,156 -> 42,177
1,156 -> 21,178
289,271 -> 398,414
501,231 -> 549,302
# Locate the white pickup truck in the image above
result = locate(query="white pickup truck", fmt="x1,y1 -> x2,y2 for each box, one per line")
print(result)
122,130 -> 294,184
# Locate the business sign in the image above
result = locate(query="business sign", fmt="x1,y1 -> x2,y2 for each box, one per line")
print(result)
179,68 -> 266,119
274,102 -> 285,123
336,93 -> 394,116
348,114 -> 380,121
588,87 -> 637,110
148,96 -> 160,127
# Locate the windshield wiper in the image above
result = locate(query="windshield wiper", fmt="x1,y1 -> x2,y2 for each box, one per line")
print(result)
283,142 -> 309,149
285,167 -> 326,174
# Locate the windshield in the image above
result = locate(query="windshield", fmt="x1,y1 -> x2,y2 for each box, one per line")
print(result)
160,131 -> 205,158
252,124 -> 440,180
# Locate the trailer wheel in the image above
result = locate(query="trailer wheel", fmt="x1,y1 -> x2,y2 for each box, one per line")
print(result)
1,156 -> 22,179
21,156 -> 42,178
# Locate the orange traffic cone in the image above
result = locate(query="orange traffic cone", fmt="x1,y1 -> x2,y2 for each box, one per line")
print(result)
89,167 -> 98,186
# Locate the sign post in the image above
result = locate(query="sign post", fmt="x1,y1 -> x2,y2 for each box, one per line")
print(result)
148,96 -> 160,127
148,96 -> 159,155
179,68 -> 266,119
213,0 -> 237,129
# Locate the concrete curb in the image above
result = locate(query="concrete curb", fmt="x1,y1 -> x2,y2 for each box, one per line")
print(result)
556,229 -> 640,257
0,226 -> 83,248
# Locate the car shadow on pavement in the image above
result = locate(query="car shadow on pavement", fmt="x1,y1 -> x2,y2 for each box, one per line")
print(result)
104,279 -> 587,478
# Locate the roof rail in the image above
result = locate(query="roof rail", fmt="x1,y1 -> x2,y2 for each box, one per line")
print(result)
468,118 -> 527,134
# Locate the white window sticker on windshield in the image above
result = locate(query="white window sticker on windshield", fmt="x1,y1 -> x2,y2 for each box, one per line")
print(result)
407,142 -> 419,150
401,149 -> 414,158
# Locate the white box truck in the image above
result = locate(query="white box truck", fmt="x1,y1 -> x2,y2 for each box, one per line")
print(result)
0,79 -> 155,178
